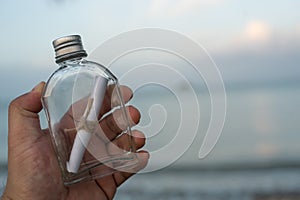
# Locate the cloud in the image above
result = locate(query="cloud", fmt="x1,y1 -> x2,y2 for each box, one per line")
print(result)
211,20 -> 273,53
226,20 -> 300,54
242,21 -> 272,43
148,0 -> 223,18
198,20 -> 300,83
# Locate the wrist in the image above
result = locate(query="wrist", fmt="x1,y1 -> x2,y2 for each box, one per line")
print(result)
1,194 -> 12,200
1,188 -> 14,200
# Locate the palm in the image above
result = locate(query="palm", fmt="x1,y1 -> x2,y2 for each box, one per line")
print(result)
4,82 -> 148,200
9,126 -> 120,200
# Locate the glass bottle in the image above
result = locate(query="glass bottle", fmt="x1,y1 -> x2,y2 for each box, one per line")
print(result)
42,35 -> 138,185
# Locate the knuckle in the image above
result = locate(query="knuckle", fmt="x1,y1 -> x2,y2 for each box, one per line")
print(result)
8,97 -> 21,112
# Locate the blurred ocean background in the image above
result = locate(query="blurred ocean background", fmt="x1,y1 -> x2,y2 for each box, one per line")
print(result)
1,82 -> 300,199
1,1 -> 300,199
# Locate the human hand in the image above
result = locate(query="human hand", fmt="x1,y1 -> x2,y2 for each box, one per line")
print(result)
2,82 -> 149,200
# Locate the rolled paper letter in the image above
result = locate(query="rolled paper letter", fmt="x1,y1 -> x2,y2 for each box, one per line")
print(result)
67,76 -> 108,173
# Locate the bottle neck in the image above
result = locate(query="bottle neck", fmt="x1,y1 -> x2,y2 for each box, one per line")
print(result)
58,57 -> 84,67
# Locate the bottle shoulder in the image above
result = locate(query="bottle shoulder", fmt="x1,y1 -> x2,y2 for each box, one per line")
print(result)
42,59 -> 117,97
48,59 -> 116,81
80,59 -> 117,80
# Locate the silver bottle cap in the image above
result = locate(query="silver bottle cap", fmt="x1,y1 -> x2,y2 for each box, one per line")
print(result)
52,35 -> 87,63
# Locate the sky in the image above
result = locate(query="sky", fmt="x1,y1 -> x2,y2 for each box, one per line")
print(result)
0,0 -> 300,98
0,0 -> 300,174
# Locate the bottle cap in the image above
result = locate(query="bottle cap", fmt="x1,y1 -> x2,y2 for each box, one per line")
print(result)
52,35 -> 87,63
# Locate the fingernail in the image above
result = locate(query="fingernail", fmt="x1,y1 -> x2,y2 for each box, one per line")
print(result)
32,82 -> 45,93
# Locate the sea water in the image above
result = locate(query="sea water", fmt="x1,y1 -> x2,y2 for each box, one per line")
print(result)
1,84 -> 300,199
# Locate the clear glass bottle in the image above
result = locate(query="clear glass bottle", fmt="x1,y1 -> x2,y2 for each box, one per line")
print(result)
42,35 -> 138,185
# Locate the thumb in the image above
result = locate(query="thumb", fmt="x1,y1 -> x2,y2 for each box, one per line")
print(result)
8,82 -> 45,147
